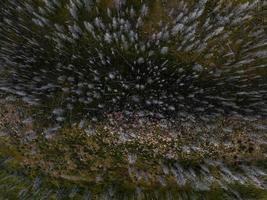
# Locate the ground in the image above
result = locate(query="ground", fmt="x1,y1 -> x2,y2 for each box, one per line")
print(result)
0,99 -> 266,199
